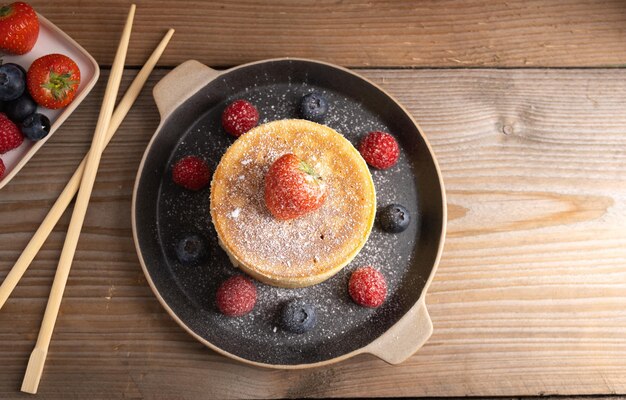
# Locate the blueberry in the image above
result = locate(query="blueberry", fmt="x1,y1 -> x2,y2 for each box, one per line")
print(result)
378,203 -> 411,233
299,93 -> 328,122
5,93 -> 37,122
175,234 -> 207,264
0,64 -> 26,101
4,63 -> 27,77
20,113 -> 51,141
280,299 -> 317,334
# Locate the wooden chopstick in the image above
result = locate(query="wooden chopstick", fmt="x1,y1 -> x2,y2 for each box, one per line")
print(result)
21,5 -> 136,394
0,28 -> 174,312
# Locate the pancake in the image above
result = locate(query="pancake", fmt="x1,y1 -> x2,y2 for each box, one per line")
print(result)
210,119 -> 376,288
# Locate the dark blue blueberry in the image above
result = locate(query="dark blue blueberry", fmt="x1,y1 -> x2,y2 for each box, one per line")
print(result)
298,93 -> 328,123
0,63 -> 26,101
20,113 -> 51,141
4,63 -> 27,77
280,299 -> 317,334
5,93 -> 37,122
378,203 -> 411,233
175,234 -> 207,264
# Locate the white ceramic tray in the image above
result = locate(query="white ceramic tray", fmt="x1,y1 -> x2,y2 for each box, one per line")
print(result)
0,13 -> 99,189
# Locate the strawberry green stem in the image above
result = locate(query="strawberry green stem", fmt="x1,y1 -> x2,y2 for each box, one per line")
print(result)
0,6 -> 12,18
299,160 -> 321,180
41,71 -> 78,100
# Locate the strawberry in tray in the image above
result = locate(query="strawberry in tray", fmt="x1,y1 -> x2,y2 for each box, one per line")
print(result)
27,53 -> 81,109
0,1 -> 39,55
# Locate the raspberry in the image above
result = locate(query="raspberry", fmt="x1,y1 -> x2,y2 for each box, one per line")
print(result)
221,99 -> 259,137
0,159 -> 5,178
0,113 -> 24,154
172,156 -> 210,191
216,275 -> 257,316
358,131 -> 399,169
348,267 -> 388,308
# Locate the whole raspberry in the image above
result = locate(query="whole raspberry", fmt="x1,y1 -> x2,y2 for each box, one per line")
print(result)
216,275 -> 257,317
348,267 -> 388,308
0,158 -> 5,178
0,113 -> 24,154
221,99 -> 259,137
172,156 -> 210,191
358,131 -> 399,170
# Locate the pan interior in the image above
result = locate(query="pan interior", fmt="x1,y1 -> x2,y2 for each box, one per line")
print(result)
134,60 -> 444,365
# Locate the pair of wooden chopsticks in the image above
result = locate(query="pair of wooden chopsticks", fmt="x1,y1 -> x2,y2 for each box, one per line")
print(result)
0,5 -> 173,394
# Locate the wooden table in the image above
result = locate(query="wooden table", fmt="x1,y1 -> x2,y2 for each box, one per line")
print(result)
1,1 -> 626,398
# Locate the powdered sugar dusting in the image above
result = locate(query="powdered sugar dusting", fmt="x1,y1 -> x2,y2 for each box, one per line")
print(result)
211,120 -> 375,281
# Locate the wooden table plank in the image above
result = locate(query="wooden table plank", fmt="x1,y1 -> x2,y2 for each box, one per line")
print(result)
1,67 -> 625,398
27,0 -> 626,68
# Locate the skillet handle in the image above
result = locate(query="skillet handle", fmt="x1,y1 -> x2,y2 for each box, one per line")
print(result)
364,297 -> 433,364
153,60 -> 220,119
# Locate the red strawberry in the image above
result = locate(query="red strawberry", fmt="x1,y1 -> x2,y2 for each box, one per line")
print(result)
221,99 -> 259,137
264,153 -> 327,220
172,156 -> 210,191
0,2 -> 39,55
0,158 -> 5,178
359,131 -> 400,170
0,112 -> 23,154
27,54 -> 81,109
348,267 -> 388,308
216,275 -> 257,317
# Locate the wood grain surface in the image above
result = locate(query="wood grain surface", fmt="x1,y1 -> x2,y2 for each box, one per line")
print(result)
0,67 -> 625,399
26,0 -> 626,68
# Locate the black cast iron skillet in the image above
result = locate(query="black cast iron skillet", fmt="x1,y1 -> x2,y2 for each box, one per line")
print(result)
132,59 -> 446,368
